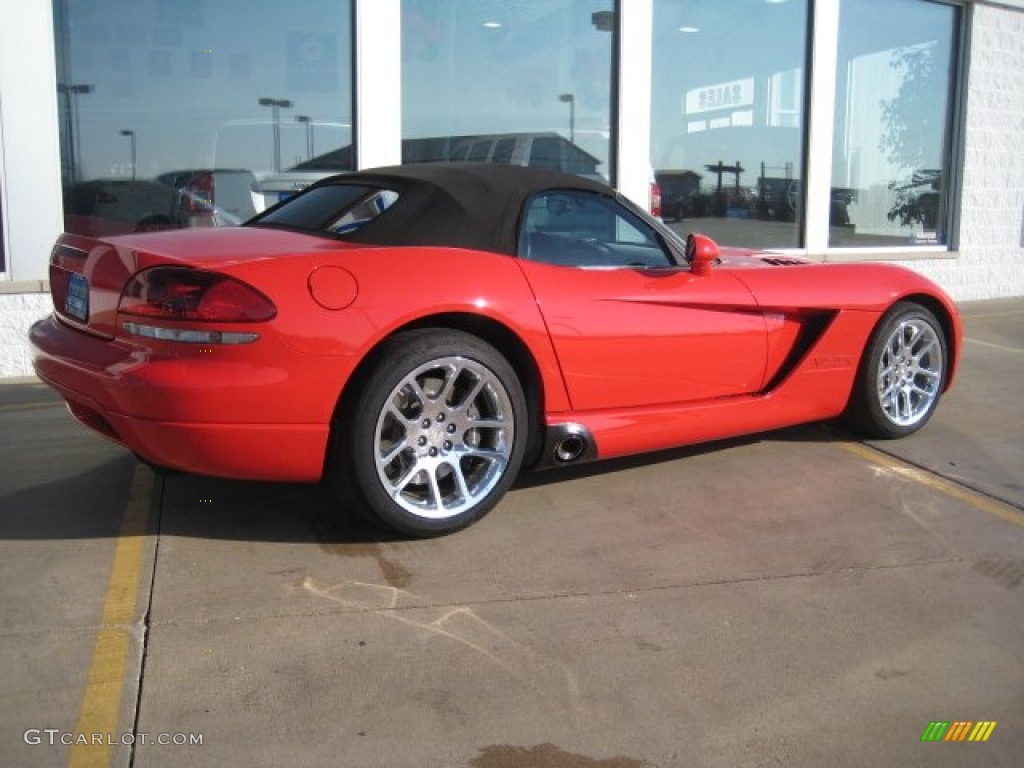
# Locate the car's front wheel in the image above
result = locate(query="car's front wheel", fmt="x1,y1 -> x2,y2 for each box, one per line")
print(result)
338,329 -> 527,537
845,301 -> 948,439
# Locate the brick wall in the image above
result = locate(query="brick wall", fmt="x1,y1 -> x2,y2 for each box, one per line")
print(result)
0,289 -> 49,378
897,2 -> 1024,300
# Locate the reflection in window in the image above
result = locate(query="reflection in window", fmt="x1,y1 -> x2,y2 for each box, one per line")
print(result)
831,0 -> 960,247
52,0 -> 353,236
401,0 -> 613,181
650,0 -> 809,249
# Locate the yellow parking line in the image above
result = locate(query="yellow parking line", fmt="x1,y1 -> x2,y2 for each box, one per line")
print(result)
68,463 -> 154,768
840,442 -> 1024,529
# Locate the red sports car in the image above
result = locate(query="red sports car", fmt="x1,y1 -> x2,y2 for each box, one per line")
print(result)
31,164 -> 962,536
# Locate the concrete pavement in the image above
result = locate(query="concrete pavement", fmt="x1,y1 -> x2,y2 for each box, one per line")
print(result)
1,299 -> 1022,767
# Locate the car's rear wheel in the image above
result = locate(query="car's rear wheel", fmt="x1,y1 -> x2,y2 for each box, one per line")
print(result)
845,301 -> 947,439
339,329 -> 527,537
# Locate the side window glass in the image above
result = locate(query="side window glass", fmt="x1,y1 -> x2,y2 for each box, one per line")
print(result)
518,190 -> 671,268
327,189 -> 400,234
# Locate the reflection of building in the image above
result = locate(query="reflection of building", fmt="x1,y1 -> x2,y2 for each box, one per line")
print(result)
257,133 -> 604,210
290,132 -> 600,176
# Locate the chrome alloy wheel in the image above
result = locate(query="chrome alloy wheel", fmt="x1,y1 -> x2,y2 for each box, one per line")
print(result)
372,355 -> 515,519
876,317 -> 944,427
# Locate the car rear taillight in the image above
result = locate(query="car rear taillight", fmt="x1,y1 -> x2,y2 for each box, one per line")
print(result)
118,267 -> 276,323
650,181 -> 663,219
182,172 -> 215,214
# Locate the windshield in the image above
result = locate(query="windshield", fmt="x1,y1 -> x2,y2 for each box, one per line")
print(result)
250,184 -> 399,236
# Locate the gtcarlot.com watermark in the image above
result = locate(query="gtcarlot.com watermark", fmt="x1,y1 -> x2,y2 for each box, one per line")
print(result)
24,729 -> 202,746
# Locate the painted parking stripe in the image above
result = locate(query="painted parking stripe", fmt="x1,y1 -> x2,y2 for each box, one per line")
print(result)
840,442 -> 1024,529
68,463 -> 154,768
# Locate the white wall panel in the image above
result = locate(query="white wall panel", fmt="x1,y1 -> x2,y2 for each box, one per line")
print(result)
0,3 -> 63,282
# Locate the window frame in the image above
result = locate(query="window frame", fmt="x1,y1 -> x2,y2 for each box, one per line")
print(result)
805,0 -> 967,261
643,0 -> 967,262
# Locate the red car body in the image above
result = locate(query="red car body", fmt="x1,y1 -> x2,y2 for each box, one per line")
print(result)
30,164 -> 962,535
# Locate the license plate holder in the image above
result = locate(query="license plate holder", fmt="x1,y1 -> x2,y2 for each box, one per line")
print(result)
65,273 -> 90,322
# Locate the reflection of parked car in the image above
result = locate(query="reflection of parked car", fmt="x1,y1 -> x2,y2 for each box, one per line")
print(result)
64,170 -> 259,237
655,170 -> 702,222
756,177 -> 853,226
64,179 -> 180,237
254,171 -> 335,210
155,169 -> 258,227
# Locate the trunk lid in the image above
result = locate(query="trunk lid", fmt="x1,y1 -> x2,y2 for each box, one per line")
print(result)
48,227 -> 348,339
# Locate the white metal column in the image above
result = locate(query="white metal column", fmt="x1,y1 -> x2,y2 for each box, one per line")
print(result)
354,0 -> 402,169
0,3 -> 63,281
803,0 -> 840,255
616,0 -> 654,209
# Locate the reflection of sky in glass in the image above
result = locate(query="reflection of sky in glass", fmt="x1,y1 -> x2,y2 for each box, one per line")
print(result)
831,0 -> 957,245
56,0 -> 352,181
833,0 -> 956,188
401,0 -> 613,174
651,0 -> 808,180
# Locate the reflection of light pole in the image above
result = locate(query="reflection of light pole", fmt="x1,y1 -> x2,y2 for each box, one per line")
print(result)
57,83 -> 94,182
558,93 -> 575,144
258,97 -> 294,172
295,115 -> 314,160
120,130 -> 136,179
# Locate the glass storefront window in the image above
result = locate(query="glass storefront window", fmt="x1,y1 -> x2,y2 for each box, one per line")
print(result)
53,0 -> 353,237
650,0 -> 809,249
401,0 -> 613,181
830,0 -> 960,247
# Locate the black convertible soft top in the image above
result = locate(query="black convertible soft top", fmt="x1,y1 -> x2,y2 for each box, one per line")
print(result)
253,163 -> 622,257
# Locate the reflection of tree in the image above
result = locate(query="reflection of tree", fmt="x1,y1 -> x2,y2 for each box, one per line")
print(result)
879,43 -> 943,228
888,169 -> 941,231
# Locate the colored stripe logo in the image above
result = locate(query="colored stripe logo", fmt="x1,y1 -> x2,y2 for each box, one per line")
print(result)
921,721 -> 997,742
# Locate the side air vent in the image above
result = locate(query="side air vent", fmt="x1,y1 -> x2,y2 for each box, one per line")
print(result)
760,257 -> 807,266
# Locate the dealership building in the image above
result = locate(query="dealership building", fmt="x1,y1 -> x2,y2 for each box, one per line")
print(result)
1,0 -> 1022,376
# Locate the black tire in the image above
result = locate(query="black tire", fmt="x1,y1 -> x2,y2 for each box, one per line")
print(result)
334,329 -> 527,537
845,301 -> 948,439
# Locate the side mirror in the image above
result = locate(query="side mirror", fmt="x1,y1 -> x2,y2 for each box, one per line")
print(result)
685,233 -> 720,277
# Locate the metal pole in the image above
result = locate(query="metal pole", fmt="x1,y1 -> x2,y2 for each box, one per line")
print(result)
120,130 -> 136,179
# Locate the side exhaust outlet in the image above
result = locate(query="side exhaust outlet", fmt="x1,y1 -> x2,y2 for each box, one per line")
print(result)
554,434 -> 587,463
536,423 -> 597,469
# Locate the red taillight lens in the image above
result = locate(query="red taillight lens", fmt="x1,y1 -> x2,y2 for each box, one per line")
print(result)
118,267 -> 276,322
182,172 -> 215,214
649,181 -> 663,219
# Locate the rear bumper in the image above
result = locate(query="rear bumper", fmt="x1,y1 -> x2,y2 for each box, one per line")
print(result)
30,314 -> 332,482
